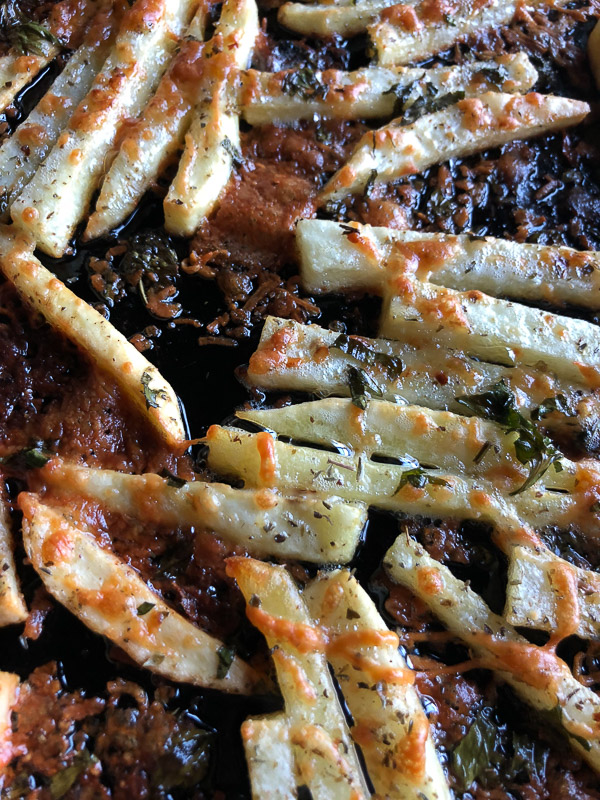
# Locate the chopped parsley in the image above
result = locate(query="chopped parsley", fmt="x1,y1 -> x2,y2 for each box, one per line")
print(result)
216,644 -> 235,679
281,66 -> 327,100
137,601 -> 155,616
456,381 -> 564,495
141,370 -> 168,410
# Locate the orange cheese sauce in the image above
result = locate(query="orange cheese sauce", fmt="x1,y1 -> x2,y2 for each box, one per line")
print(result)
256,431 -> 278,487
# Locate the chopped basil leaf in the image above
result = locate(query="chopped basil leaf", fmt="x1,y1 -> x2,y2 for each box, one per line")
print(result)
137,601 -> 155,616
474,63 -> 509,89
456,381 -> 564,495
591,501 -> 600,513
159,468 -> 187,488
0,2 -> 62,56
0,445 -> 51,469
50,750 -> 97,799
537,704 -> 591,751
531,394 -> 576,421
141,370 -> 168,409
386,81 -> 466,124
396,466 -> 448,492
216,644 -> 235,679
506,731 -> 549,782
452,707 -> 503,791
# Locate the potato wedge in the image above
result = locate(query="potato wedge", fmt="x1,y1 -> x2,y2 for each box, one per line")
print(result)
41,459 -> 366,564
241,54 -> 537,125
381,283 -> 600,389
0,229 -> 184,445
21,494 -> 259,694
0,0 -> 119,218
246,317 -> 598,439
227,557 -> 369,800
84,1 -> 211,240
164,0 -> 259,237
304,570 -> 451,800
278,0 -> 396,38
319,92 -> 589,204
242,714 -> 297,800
296,218 -> 600,310
11,0 -> 198,256
384,532 -> 600,771
505,546 -> 600,640
369,0 -> 544,65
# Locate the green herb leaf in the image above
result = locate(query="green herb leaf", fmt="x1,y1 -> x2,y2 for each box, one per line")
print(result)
331,334 -> 403,379
536,704 -> 591,751
474,63 -> 509,89
388,83 -> 466,124
396,466 -> 448,492
347,365 -> 383,410
456,382 -> 564,495
221,136 -> 245,168
50,750 -> 97,799
141,370 -> 168,409
281,66 -> 327,100
506,731 -> 549,782
0,0 -> 63,57
452,707 -> 503,791
159,468 -> 187,488
531,394 -> 576,421
137,601 -> 155,616
216,644 -> 235,679
0,445 -> 51,469
152,720 -> 213,790
120,229 -> 181,318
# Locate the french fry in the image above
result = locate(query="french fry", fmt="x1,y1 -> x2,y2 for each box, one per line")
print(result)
242,714 -> 297,800
164,0 -> 259,237
204,425 -> 591,539
304,570 -> 451,800
11,0 -> 198,257
384,532 -> 600,771
237,397 -> 575,494
278,0 -> 396,38
227,557 -> 370,800
241,54 -> 537,125
368,0 -> 547,65
84,1 -> 211,240
505,546 -> 600,640
0,228 -> 185,445
296,218 -> 600,310
0,493 -> 27,627
0,0 -> 95,112
246,317 -> 599,439
0,0 -> 120,218
41,460 -> 366,564
381,283 -> 600,389
319,92 -> 589,204
21,494 -> 260,694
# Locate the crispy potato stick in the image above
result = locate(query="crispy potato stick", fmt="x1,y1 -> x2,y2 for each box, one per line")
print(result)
0,672 -> 19,771
505,545 -> 600,640
241,54 -> 537,125
304,570 -> 451,800
278,0 -> 397,38
164,0 -> 259,237
319,92 -> 589,204
227,557 -> 370,800
0,0 -> 94,112
296,218 -> 600,310
0,229 -> 184,445
0,493 -> 27,626
590,21 -> 600,89
368,0 -> 555,65
242,714 -> 297,800
41,460 -> 366,564
11,0 -> 198,257
21,494 -> 259,694
204,426 -> 595,540
381,284 -> 600,388
384,533 -> 600,770
84,2 -> 210,239
238,397 -> 575,494
246,318 -> 599,439
0,1 -> 120,217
